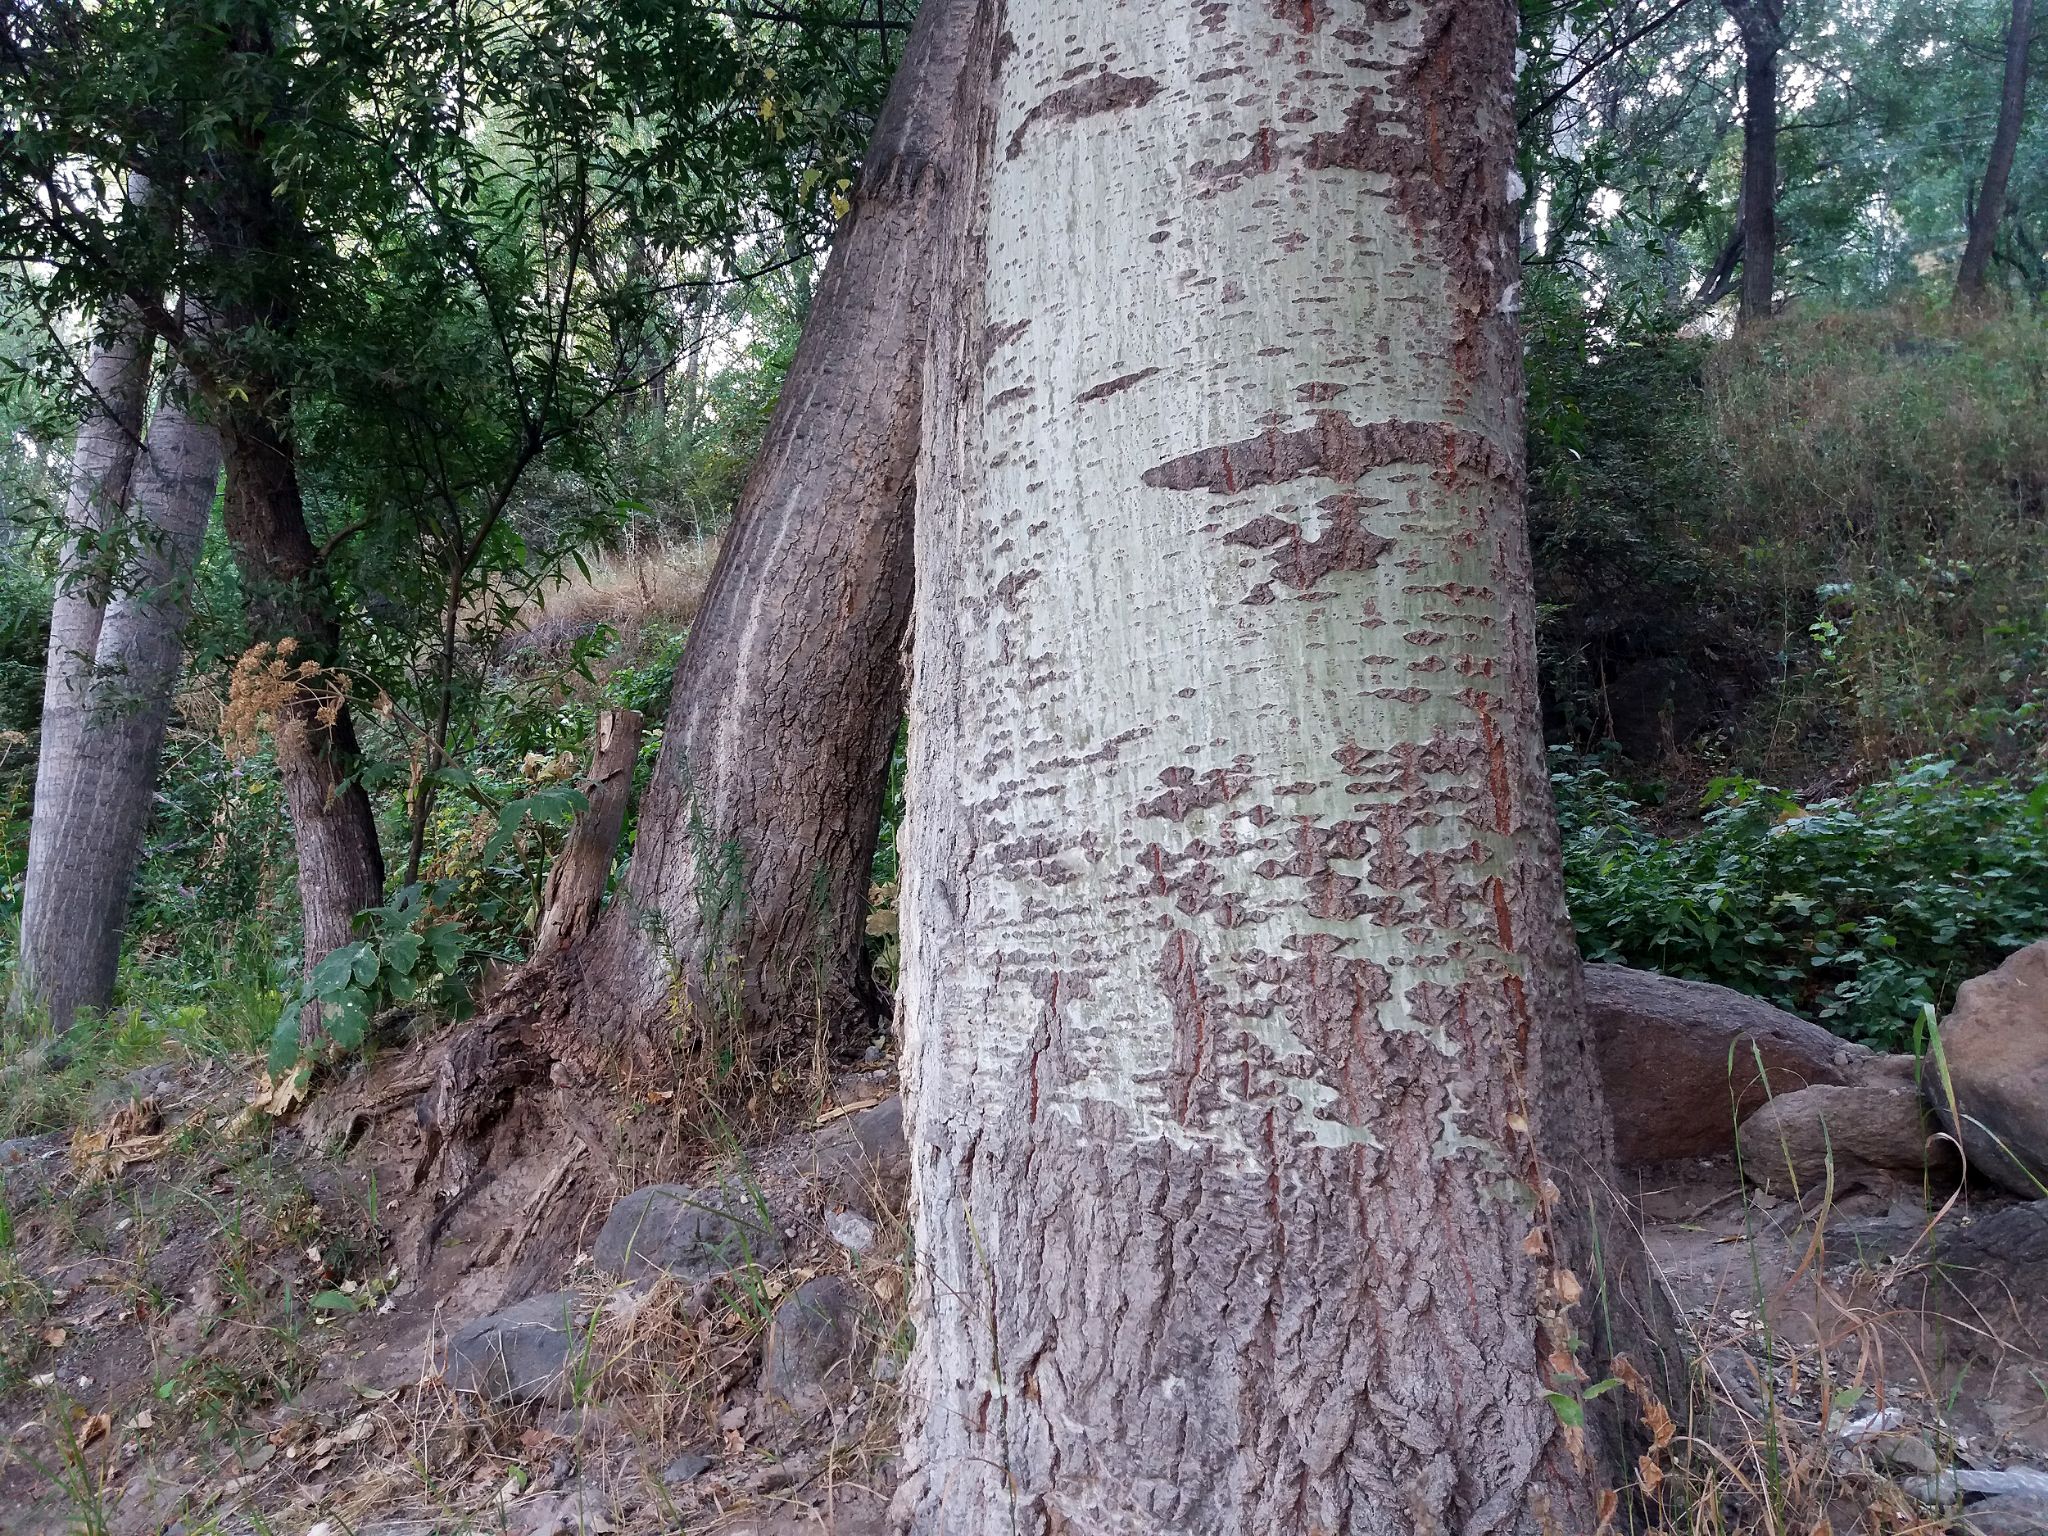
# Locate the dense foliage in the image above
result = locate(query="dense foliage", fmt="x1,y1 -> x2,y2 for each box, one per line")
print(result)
1559,758 -> 2048,1049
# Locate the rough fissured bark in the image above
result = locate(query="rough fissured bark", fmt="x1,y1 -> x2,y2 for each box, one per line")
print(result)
1958,0 -> 2035,304
12,307 -> 156,1026
1724,0 -> 1783,325
217,401 -> 386,970
556,0 -> 977,1082
895,5 -> 1667,1532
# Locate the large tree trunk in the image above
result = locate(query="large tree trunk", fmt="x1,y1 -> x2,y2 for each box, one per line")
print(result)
1959,0 -> 2035,304
1725,0 -> 1783,324
550,0 -> 977,1090
895,4 -> 1673,1532
12,306 -> 155,1026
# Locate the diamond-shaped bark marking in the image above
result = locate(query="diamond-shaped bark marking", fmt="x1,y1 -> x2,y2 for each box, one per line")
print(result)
1222,492 -> 1394,597
1138,764 -> 1247,822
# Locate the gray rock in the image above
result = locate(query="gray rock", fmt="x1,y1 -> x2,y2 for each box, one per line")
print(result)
1583,964 -> 1864,1166
593,1184 -> 783,1284
1961,1493 -> 2048,1535
1909,1202 -> 2048,1370
446,1291 -> 587,1406
1933,942 -> 2048,1197
1737,1082 -> 1961,1196
812,1096 -> 910,1217
661,1450 -> 714,1487
760,1276 -> 870,1410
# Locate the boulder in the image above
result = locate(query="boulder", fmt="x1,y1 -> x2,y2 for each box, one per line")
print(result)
446,1291 -> 586,1406
593,1183 -> 784,1285
1933,942 -> 2048,1197
1583,964 -> 1864,1166
1916,1201 -> 2048,1364
1961,1494 -> 2048,1536
759,1276 -> 870,1411
811,1095 -> 910,1217
1737,1082 -> 1961,1196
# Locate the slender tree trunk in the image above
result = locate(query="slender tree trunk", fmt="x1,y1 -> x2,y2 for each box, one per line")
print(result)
12,307 -> 155,1026
21,376 -> 219,1028
534,709 -> 642,957
547,0 -> 977,1089
1725,0 -> 1783,324
1959,0 -> 2035,304
896,5 -> 1671,1532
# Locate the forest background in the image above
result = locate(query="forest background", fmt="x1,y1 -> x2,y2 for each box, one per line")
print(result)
0,0 -> 2045,1123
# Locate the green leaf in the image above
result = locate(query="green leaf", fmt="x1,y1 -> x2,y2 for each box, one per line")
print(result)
311,943 -> 374,999
382,932 -> 424,975
321,992 -> 372,1051
425,923 -> 466,973
1545,1392 -> 1585,1428
311,1290 -> 362,1313
268,1001 -> 304,1075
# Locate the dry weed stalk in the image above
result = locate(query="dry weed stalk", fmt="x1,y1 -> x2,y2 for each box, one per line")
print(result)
221,639 -> 358,760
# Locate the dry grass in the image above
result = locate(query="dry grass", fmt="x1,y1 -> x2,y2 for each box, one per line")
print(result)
507,536 -> 723,662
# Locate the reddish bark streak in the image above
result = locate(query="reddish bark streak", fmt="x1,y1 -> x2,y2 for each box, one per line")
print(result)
1076,366 -> 1161,404
1006,69 -> 1165,160
1145,414 -> 1513,497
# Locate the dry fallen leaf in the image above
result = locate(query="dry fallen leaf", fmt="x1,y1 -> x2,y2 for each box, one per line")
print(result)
78,1412 -> 111,1449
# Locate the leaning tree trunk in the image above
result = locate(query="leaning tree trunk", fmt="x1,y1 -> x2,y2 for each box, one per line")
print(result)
217,402 -> 386,972
1959,0 -> 2035,304
12,305 -> 155,1026
896,4 -> 1674,1532
1725,0 -> 1784,325
193,10 -> 386,987
550,0 -> 978,1088
15,371 -> 220,1029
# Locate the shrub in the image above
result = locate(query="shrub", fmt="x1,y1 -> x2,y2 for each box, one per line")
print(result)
1557,755 -> 2048,1049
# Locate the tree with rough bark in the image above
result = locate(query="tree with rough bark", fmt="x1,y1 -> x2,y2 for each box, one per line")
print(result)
531,0 -> 977,1091
1722,0 -> 1785,323
1958,0 -> 2036,303
896,3 -> 1669,1531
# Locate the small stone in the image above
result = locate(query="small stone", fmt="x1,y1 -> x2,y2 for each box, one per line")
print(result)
1871,1433 -> 1941,1478
593,1184 -> 784,1284
1738,1083 -> 1960,1196
825,1209 -> 877,1254
812,1096 -> 910,1217
660,1451 -> 713,1487
446,1292 -> 585,1406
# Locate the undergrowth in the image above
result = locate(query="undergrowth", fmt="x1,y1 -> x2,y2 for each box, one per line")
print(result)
1559,756 -> 2048,1049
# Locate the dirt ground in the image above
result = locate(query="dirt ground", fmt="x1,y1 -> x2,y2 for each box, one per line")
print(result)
2,1057 -> 2042,1535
